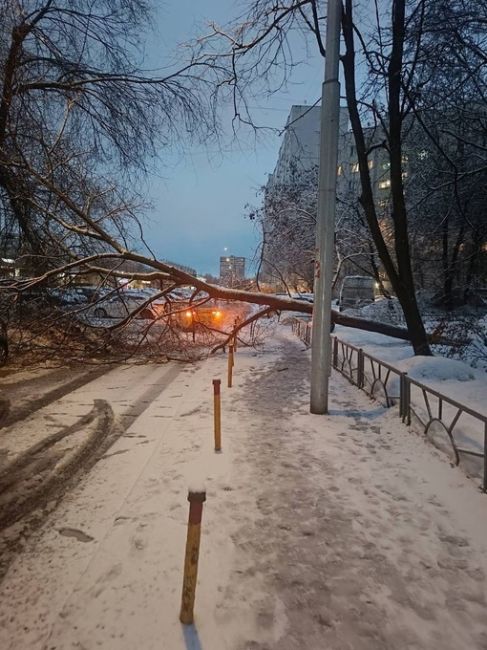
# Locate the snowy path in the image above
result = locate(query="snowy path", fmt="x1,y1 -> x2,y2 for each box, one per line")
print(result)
224,330 -> 487,649
1,325 -> 487,649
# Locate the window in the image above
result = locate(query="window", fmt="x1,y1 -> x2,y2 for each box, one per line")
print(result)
418,149 -> 429,160
337,165 -> 343,176
379,179 -> 391,189
382,162 -> 390,170
352,162 -> 359,173
368,160 -> 374,170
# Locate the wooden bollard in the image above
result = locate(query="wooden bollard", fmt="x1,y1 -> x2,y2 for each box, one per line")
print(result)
213,379 -> 221,452
227,344 -> 234,388
180,490 -> 206,625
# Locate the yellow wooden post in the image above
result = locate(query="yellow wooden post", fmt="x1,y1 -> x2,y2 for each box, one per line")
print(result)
180,490 -> 206,625
233,316 -> 240,353
227,344 -> 234,387
213,379 -> 221,452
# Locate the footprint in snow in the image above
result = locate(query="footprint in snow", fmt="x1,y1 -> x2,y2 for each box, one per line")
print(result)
58,527 -> 94,542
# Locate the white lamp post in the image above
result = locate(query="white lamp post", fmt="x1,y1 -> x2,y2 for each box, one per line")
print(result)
310,0 -> 342,414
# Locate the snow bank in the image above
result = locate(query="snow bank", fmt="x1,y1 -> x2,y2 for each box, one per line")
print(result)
351,297 -> 487,371
327,322 -> 487,476
334,324 -> 486,414
399,355 -> 475,383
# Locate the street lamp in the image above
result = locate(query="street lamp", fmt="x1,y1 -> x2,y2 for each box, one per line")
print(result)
310,0 -> 341,414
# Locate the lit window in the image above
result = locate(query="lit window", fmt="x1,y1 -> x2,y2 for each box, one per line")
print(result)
379,179 -> 391,189
337,165 -> 343,175
401,154 -> 409,163
368,160 -> 374,169
402,171 -> 408,179
352,162 -> 359,173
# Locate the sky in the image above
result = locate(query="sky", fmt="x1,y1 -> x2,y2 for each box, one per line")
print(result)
140,0 -> 324,277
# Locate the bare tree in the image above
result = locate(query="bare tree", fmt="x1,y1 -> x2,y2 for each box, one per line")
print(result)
185,0 -> 487,355
0,0 -> 220,267
403,0 -> 487,307
249,163 -> 317,292
1,0 -> 481,364
249,162 -> 382,294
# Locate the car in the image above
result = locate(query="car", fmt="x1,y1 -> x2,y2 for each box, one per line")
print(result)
48,288 -> 88,307
76,285 -> 112,303
292,292 -> 314,304
17,287 -> 62,310
178,301 -> 225,330
90,291 -> 165,320
338,276 -> 375,311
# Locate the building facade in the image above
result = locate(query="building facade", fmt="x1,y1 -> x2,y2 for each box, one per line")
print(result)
220,256 -> 245,287
265,102 -> 487,297
268,105 -> 350,188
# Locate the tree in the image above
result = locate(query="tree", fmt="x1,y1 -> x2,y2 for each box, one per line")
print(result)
249,163 -> 317,292
187,0 -> 487,355
250,161 -> 383,295
0,1 -> 478,364
0,0 -> 218,269
403,116 -> 487,308
403,0 -> 487,307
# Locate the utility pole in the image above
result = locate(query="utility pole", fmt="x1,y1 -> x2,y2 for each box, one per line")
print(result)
310,0 -> 341,414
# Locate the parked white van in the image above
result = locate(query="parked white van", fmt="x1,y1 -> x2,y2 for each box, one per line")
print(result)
339,276 -> 375,311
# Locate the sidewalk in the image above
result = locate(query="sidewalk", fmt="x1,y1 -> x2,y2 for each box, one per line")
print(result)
1,324 -> 487,649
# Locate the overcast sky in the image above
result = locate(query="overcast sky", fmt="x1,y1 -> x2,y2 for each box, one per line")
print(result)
140,0 -> 323,277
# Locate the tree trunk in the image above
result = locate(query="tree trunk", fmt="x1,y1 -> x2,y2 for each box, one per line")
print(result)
442,214 -> 452,308
341,0 -> 431,355
463,230 -> 480,304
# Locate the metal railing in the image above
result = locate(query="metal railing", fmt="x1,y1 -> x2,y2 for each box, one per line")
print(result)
292,317 -> 487,491
291,318 -> 312,346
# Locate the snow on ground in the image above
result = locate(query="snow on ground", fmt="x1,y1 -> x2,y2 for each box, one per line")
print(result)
0,365 -> 54,384
332,322 -> 487,475
1,323 -> 487,649
334,323 -> 487,416
355,296 -> 487,371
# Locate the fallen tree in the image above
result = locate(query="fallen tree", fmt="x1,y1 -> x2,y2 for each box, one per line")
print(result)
3,247 -> 414,339
3,242 -> 467,365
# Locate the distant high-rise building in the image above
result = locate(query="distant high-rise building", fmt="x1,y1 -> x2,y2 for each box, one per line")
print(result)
220,256 -> 245,287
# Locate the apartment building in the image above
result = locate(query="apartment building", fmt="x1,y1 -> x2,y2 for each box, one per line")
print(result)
220,255 -> 245,287
268,105 -> 350,188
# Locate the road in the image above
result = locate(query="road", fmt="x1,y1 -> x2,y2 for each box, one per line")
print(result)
0,361 -> 183,578
1,326 -> 487,649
